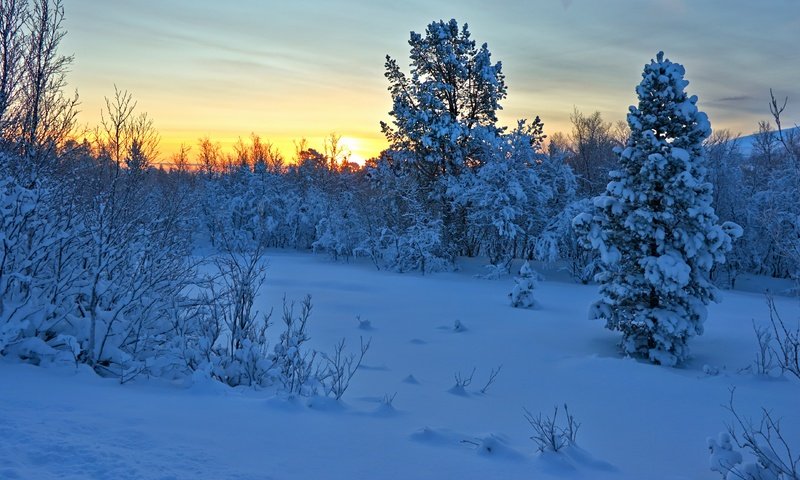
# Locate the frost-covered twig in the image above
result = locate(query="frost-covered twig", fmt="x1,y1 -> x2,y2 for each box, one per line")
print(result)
454,367 -> 476,389
765,295 -> 800,380
318,336 -> 371,400
479,365 -> 503,394
524,404 -> 580,453
722,387 -> 799,479
752,320 -> 777,376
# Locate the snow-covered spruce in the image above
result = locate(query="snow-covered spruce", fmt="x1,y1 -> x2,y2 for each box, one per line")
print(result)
573,52 -> 742,366
707,432 -> 742,479
509,261 -> 540,309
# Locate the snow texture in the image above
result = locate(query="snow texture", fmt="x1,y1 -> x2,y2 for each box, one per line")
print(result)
1,251 -> 797,480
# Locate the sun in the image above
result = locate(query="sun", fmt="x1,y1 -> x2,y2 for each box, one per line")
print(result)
337,135 -> 389,165
339,136 -> 367,165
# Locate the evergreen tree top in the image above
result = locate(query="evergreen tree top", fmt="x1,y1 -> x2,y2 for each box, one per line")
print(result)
625,51 -> 711,157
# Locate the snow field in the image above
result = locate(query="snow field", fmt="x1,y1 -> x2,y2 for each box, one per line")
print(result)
1,251 -> 798,479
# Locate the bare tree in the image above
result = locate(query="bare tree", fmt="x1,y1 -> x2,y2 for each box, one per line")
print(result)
750,120 -> 780,191
197,135 -> 221,175
324,132 -> 350,171
264,138 -> 284,173
232,136 -> 250,171
98,85 -> 135,166
246,133 -> 283,174
96,86 -> 158,172
0,0 -> 26,139
769,89 -> 799,163
171,143 -> 191,173
20,0 -> 77,159
126,109 -> 158,167
566,108 -> 620,195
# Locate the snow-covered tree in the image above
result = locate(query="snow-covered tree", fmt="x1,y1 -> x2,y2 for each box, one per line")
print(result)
704,130 -> 747,287
509,261 -> 540,309
381,19 -> 509,260
536,198 -> 598,284
381,18 -> 506,183
390,196 -> 449,274
746,95 -> 800,280
574,52 -> 742,366
454,120 -> 549,270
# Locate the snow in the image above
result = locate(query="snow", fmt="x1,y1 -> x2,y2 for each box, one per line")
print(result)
1,250 -> 799,479
708,432 -> 743,478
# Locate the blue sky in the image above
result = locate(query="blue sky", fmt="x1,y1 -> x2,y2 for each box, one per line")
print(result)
63,0 -> 800,160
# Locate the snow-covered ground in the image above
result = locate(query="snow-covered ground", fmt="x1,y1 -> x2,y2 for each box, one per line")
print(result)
1,251 -> 798,479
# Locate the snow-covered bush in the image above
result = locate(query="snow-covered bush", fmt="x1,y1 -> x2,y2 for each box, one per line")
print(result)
535,199 -> 598,284
453,121 -> 550,268
708,389 -> 799,480
763,296 -> 799,380
317,336 -> 371,400
450,367 -> 476,395
199,241 -> 271,387
708,432 -> 743,478
524,404 -> 580,453
0,146 -> 199,382
751,320 -> 778,377
272,295 -> 317,395
509,261 -> 541,309
77,169 -> 197,381
574,52 -> 742,366
312,192 -> 369,261
0,174 -> 51,356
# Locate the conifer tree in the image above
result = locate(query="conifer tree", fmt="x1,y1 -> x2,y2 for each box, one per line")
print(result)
509,261 -> 540,309
574,52 -> 742,366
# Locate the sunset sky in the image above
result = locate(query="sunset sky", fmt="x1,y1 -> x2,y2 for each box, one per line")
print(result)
62,0 -> 799,164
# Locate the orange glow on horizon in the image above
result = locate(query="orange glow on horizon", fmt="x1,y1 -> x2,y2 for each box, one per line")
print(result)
154,130 -> 388,168
150,119 -> 578,169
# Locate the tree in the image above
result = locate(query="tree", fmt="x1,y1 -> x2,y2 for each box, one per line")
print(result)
566,108 -> 624,195
381,19 -> 517,260
381,19 -> 506,183
704,130 -> 746,286
574,52 -> 742,366
95,86 -> 158,176
510,261 -> 540,309
19,0 -> 77,161
0,0 -> 77,164
0,0 -> 26,140
454,120 -> 550,269
171,143 -> 191,173
195,136 -> 220,175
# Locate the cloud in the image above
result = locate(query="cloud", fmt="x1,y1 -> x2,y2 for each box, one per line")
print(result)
714,95 -> 754,103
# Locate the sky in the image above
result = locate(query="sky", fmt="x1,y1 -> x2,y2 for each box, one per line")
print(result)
62,0 -> 800,164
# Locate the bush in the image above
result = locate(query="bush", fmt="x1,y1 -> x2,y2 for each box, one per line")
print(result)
523,404 -> 580,453
708,388 -> 799,480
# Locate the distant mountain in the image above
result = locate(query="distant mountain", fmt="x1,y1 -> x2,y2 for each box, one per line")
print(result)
730,125 -> 800,156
